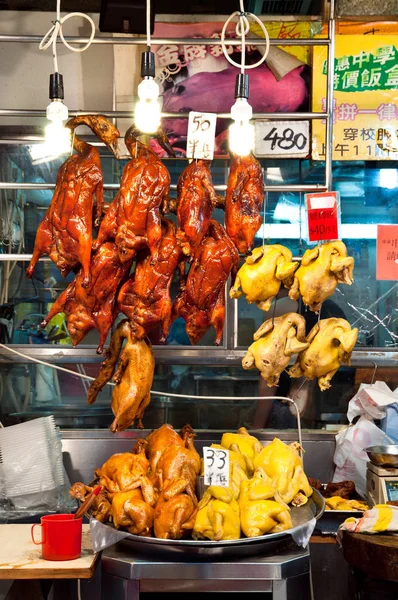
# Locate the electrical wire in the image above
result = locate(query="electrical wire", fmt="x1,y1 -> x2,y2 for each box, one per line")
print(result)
146,0 -> 151,49
39,0 -> 96,73
220,1 -> 270,73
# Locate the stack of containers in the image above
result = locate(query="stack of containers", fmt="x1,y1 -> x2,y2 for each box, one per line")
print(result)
0,416 -> 70,511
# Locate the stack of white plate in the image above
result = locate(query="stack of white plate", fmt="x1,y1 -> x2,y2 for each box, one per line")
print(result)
0,416 -> 65,509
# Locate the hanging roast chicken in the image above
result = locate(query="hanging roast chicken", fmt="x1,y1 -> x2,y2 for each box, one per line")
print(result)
27,115 -> 120,286
87,319 -> 155,431
41,242 -> 132,354
225,153 -> 264,255
288,241 -> 354,312
173,220 -> 239,345
289,317 -> 358,390
117,217 -> 184,342
242,313 -> 309,387
230,244 -> 298,311
94,125 -> 174,264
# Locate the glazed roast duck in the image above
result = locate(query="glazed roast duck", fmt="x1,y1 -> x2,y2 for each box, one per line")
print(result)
27,115 -> 120,286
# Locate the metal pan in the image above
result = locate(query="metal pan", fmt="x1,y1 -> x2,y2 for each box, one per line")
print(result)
113,488 -> 325,559
366,445 -> 398,469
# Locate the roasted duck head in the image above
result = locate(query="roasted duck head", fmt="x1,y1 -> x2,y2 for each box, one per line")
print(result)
193,486 -> 240,541
289,317 -> 358,391
111,489 -> 155,536
86,320 -> 155,430
254,439 -> 313,506
288,241 -> 354,312
230,244 -> 298,311
225,153 -> 264,255
117,217 -> 183,342
239,470 -> 293,537
41,242 -> 131,354
153,478 -> 198,539
94,125 -> 172,264
175,159 -> 218,256
173,220 -> 239,345
27,115 -> 120,286
242,313 -> 309,387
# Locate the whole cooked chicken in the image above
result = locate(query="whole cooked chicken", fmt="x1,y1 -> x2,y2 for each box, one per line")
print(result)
153,478 -> 198,539
175,159 -> 218,256
289,318 -> 358,391
27,115 -> 120,286
117,218 -> 183,342
153,429 -> 201,496
254,438 -> 313,506
225,153 -> 264,255
193,486 -> 240,541
173,220 -> 239,345
239,470 -> 293,537
288,241 -> 354,312
111,489 -> 155,535
242,313 -> 309,387
208,444 -> 249,498
41,242 -> 131,354
94,125 -> 174,263
86,320 -> 155,430
69,483 -> 111,523
146,424 -> 190,474
95,440 -> 154,500
220,427 -> 263,476
230,245 -> 298,311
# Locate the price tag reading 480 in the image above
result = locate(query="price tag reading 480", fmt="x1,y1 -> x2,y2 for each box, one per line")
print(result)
305,191 -> 341,243
203,447 -> 230,488
186,111 -> 217,160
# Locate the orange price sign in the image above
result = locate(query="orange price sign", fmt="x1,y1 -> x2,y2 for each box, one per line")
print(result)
376,225 -> 398,281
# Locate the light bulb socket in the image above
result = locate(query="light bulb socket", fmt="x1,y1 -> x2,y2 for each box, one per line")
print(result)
234,73 -> 249,100
141,50 -> 155,79
49,72 -> 64,101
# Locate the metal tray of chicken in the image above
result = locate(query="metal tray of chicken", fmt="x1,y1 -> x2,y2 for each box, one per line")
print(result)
109,488 -> 325,559
313,484 -> 368,535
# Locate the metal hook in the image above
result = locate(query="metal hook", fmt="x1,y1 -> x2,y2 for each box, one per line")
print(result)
371,361 -> 378,385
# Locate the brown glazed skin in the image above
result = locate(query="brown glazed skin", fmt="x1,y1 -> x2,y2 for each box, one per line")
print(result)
154,478 -> 198,539
94,125 -> 172,264
41,242 -> 131,354
117,217 -> 184,342
175,159 -> 218,256
146,424 -> 187,474
173,220 -> 239,345
26,115 -> 120,286
225,153 -> 264,255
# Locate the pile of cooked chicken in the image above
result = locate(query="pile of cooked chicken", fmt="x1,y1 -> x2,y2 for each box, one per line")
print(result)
70,425 -> 313,541
26,113 -> 358,429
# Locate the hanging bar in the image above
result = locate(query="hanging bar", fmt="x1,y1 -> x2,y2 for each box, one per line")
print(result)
0,34 -> 330,46
0,183 -> 327,192
324,0 -> 336,190
0,109 -> 328,120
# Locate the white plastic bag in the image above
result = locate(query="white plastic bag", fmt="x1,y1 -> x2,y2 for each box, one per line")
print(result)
333,416 -> 392,497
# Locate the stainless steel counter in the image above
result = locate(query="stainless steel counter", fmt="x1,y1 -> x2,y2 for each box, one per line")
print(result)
101,540 -> 311,599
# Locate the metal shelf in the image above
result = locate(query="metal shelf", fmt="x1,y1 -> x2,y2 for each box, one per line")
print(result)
0,182 -> 327,192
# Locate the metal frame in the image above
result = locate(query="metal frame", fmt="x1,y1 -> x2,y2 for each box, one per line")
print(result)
3,1 -> 395,368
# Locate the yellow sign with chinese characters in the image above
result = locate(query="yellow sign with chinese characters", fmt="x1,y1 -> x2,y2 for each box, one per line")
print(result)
312,35 -> 398,160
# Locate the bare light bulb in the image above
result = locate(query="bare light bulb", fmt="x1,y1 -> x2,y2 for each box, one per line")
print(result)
229,97 -> 254,157
45,99 -> 71,156
134,77 -> 161,134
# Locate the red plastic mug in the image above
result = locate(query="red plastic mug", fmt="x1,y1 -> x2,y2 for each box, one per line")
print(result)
31,514 -> 82,561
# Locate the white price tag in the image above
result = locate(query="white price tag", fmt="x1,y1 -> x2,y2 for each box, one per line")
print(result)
186,111 -> 217,160
255,120 -> 310,158
203,447 -> 229,488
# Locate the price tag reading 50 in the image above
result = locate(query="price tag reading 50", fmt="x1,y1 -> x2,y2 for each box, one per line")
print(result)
203,447 -> 230,488
186,111 -> 217,160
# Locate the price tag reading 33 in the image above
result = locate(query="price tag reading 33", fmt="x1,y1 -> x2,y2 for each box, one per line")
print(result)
203,447 -> 230,488
186,111 -> 217,160
305,191 -> 341,243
